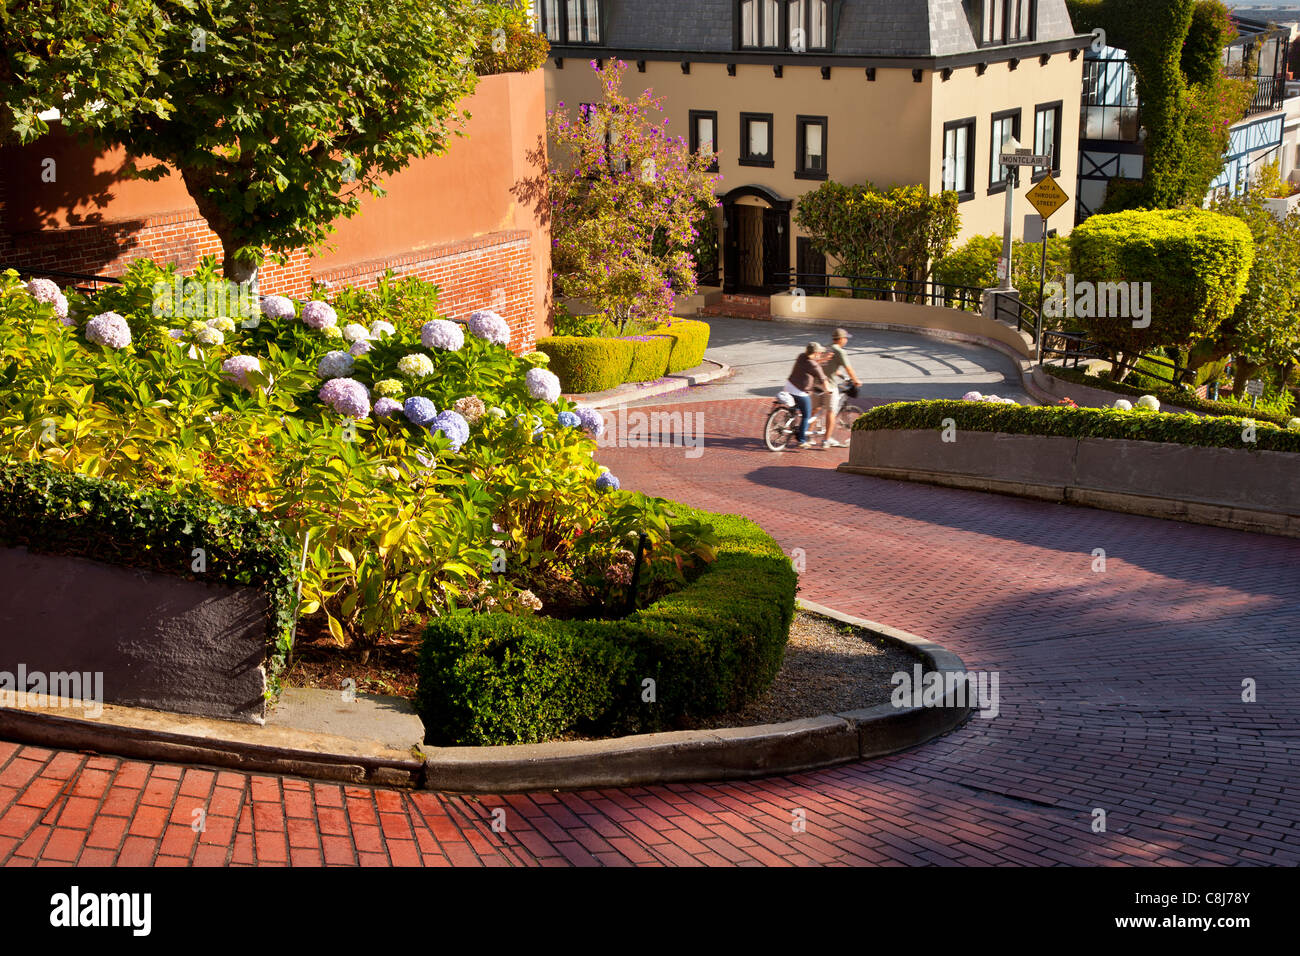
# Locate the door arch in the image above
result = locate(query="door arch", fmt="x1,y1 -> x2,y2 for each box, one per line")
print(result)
721,185 -> 792,294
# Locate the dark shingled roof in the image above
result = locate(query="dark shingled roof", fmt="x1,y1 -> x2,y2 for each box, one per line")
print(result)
592,0 -> 1080,57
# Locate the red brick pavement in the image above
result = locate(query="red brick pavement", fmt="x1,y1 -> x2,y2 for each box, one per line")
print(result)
2,397 -> 1297,866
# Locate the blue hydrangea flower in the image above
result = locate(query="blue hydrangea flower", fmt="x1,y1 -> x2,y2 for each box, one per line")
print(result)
403,396 -> 438,426
575,406 -> 605,438
596,470 -> 620,491
430,410 -> 470,451
557,411 -> 581,429
317,350 -> 355,380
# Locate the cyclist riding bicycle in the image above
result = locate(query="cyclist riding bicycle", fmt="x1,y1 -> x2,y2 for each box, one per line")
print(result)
816,328 -> 863,448
785,342 -> 832,449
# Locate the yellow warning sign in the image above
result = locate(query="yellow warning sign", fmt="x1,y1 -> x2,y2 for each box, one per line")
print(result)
1026,175 -> 1069,219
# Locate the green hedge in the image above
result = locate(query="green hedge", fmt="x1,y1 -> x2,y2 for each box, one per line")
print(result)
624,335 -> 672,383
1042,364 -> 1295,428
535,336 -> 634,393
0,459 -> 299,676
416,504 -> 798,745
650,319 -> 711,373
853,400 -> 1300,453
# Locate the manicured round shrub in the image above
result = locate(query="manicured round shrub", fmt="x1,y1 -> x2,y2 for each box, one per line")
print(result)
1068,209 -> 1254,358
649,319 -> 711,372
535,336 -> 635,393
623,334 -> 672,383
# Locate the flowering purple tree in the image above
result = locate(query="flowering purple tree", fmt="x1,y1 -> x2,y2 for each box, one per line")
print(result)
548,60 -> 721,334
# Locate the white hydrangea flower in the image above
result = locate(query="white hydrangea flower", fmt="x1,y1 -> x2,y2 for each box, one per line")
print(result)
317,350 -> 356,380
369,320 -> 397,339
342,322 -> 370,344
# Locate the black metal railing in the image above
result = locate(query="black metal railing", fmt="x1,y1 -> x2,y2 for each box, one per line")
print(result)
772,271 -> 985,313
1246,74 -> 1286,116
1039,329 -> 1185,387
991,291 -> 1040,339
4,266 -> 123,293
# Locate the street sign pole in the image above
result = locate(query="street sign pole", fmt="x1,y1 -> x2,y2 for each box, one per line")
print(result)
1000,166 -> 1016,291
1035,147 -> 1052,359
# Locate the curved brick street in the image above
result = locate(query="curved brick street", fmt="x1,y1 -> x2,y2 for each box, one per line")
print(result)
2,397 -> 1297,866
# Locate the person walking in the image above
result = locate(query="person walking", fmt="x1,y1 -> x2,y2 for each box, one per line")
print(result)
816,327 -> 863,448
785,342 -> 832,449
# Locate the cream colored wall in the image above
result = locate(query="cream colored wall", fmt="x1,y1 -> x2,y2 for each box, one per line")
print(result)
930,54 -> 1084,242
547,59 -> 934,272
546,52 -> 1084,278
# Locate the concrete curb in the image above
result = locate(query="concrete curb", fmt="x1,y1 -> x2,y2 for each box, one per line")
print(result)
0,603 -> 972,793
421,600 -> 972,793
564,360 -> 732,410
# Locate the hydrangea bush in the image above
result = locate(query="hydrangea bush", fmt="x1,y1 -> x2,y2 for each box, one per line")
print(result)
0,264 -> 706,653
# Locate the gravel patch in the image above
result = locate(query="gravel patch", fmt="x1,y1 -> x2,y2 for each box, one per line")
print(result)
681,610 -> 924,730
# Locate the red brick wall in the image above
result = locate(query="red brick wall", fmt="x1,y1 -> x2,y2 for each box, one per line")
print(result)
0,205 -> 538,351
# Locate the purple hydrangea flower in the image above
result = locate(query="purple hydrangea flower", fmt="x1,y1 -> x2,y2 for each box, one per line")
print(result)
261,295 -> 296,320
430,410 -> 470,451
317,350 -> 355,380
85,312 -> 131,349
373,397 -> 403,418
403,396 -> 438,426
596,470 -> 620,491
575,406 -> 605,438
301,300 -> 338,330
222,355 -> 262,391
532,424 -> 546,443
349,339 -> 372,357
557,411 -> 581,428
525,368 -> 562,403
466,309 -> 511,347
318,378 -> 370,418
421,319 -> 464,352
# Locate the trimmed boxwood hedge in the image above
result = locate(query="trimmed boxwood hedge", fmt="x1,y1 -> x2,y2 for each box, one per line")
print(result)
650,319 -> 711,373
416,503 -> 797,746
624,334 -> 673,383
1042,364 -> 1295,428
852,401 -> 1300,453
0,459 -> 299,675
535,336 -> 635,393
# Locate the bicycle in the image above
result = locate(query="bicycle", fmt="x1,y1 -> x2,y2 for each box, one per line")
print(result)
764,380 -> 865,452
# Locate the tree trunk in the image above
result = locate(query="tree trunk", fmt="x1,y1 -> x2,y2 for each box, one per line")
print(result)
178,164 -> 260,294
1233,360 -> 1260,397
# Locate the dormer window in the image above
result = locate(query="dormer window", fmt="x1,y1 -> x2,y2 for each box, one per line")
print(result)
738,1 -> 831,52
968,0 -> 1036,47
533,0 -> 602,45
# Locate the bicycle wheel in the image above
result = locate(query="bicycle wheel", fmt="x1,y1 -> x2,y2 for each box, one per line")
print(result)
837,404 -> 865,432
764,407 -> 797,451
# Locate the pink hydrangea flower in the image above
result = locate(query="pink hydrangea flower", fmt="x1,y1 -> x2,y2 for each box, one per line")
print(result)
301,300 -> 338,329
222,355 -> 262,391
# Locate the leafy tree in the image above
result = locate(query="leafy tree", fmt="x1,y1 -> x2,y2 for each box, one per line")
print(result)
1067,0 -> 1253,210
6,0 -> 499,286
794,180 -> 959,298
547,60 -> 721,334
1211,177 -> 1300,393
933,233 -> 1070,313
0,0 -> 172,144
